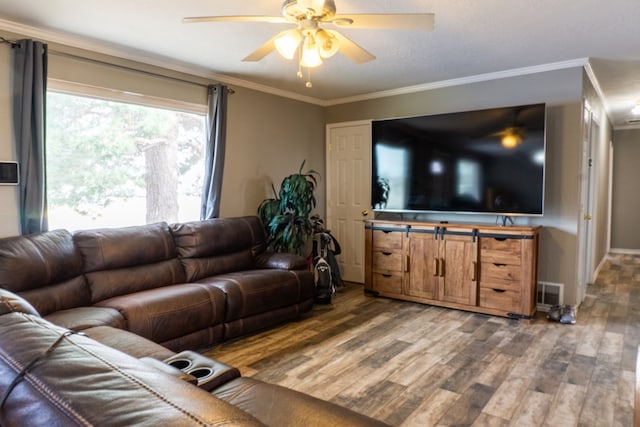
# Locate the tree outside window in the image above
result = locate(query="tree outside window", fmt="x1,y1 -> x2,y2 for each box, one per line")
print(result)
46,92 -> 206,230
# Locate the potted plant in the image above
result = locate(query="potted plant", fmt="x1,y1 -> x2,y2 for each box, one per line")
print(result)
258,160 -> 319,256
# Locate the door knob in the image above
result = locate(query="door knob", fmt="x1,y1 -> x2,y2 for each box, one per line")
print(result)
362,210 -> 369,217
584,214 -> 592,220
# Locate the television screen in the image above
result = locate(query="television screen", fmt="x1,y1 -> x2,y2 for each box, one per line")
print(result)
371,103 -> 546,215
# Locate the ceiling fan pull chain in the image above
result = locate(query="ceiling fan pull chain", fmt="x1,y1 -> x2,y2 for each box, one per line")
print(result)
306,68 -> 313,88
297,44 -> 304,78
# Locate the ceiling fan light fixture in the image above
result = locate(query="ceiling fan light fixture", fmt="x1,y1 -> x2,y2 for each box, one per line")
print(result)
315,29 -> 339,58
501,134 -> 520,149
274,29 -> 303,59
501,127 -> 523,149
300,34 -> 323,68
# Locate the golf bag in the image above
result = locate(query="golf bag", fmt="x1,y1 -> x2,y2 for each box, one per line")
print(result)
312,230 -> 343,304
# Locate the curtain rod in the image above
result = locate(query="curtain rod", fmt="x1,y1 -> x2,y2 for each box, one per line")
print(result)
49,49 -> 234,94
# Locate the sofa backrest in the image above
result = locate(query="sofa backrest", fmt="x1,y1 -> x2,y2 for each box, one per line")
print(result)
0,230 -> 89,315
73,222 -> 186,303
171,216 -> 268,282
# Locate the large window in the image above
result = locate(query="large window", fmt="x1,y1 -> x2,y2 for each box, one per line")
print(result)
46,91 -> 206,230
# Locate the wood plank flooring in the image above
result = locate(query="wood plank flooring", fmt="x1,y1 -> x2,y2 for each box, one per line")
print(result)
203,254 -> 640,426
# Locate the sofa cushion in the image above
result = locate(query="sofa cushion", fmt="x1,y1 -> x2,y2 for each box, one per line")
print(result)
171,216 -> 268,281
73,222 -> 186,302
44,306 -> 126,331
0,229 -> 90,315
202,270 -> 313,323
95,283 -> 226,346
0,312 -> 265,427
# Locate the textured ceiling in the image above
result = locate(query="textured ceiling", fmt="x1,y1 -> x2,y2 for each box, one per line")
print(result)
0,0 -> 639,127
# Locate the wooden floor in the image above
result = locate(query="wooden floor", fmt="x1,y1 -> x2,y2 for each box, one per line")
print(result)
204,254 -> 640,426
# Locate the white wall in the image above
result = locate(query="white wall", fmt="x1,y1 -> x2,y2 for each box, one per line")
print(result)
0,43 -> 20,237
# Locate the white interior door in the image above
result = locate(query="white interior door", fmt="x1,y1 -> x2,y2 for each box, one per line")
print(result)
577,103 -> 597,302
326,121 -> 371,283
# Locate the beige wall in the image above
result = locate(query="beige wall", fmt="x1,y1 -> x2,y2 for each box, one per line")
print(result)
0,35 -> 325,238
325,68 -> 586,305
611,128 -> 640,250
0,43 -> 20,236
222,86 -> 325,218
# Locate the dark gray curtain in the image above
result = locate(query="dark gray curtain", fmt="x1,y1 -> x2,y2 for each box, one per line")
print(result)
12,39 -> 48,234
200,83 -> 229,220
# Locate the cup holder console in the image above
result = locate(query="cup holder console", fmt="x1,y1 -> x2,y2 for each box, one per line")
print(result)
189,367 -> 214,380
163,351 -> 240,391
167,359 -> 192,370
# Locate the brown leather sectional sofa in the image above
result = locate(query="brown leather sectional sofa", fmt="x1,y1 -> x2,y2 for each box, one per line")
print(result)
0,216 -> 313,351
0,216 -> 389,426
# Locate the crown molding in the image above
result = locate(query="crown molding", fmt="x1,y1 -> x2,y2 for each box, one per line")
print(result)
0,18 -> 591,108
325,58 -> 590,106
583,60 -> 613,124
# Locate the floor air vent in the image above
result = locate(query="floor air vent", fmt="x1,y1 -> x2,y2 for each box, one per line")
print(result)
537,281 -> 564,312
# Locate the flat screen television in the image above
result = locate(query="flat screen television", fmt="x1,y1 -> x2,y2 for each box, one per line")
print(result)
371,103 -> 546,216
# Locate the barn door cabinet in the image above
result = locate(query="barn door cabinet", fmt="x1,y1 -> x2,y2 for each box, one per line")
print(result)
364,220 -> 540,319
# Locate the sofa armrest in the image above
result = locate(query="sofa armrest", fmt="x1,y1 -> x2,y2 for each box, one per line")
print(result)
163,351 -> 241,392
0,288 -> 40,316
254,251 -> 308,270
139,356 -> 198,385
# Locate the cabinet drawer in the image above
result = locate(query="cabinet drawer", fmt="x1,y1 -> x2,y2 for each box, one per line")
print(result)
373,229 -> 403,249
481,262 -> 521,282
373,251 -> 403,272
481,250 -> 521,266
480,237 -> 522,252
373,273 -> 402,294
479,287 -> 521,312
480,278 -> 521,292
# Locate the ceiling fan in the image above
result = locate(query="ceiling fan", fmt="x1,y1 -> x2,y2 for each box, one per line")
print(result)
183,0 -> 435,87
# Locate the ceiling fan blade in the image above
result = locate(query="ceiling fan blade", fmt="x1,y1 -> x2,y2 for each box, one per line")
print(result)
331,31 -> 375,64
183,16 -> 290,24
330,14 -> 435,31
242,35 -> 279,62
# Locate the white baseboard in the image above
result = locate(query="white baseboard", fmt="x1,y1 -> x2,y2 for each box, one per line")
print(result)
592,256 -> 608,283
610,248 -> 640,255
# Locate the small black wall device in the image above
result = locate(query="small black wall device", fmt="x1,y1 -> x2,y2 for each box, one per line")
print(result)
0,162 -> 19,185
